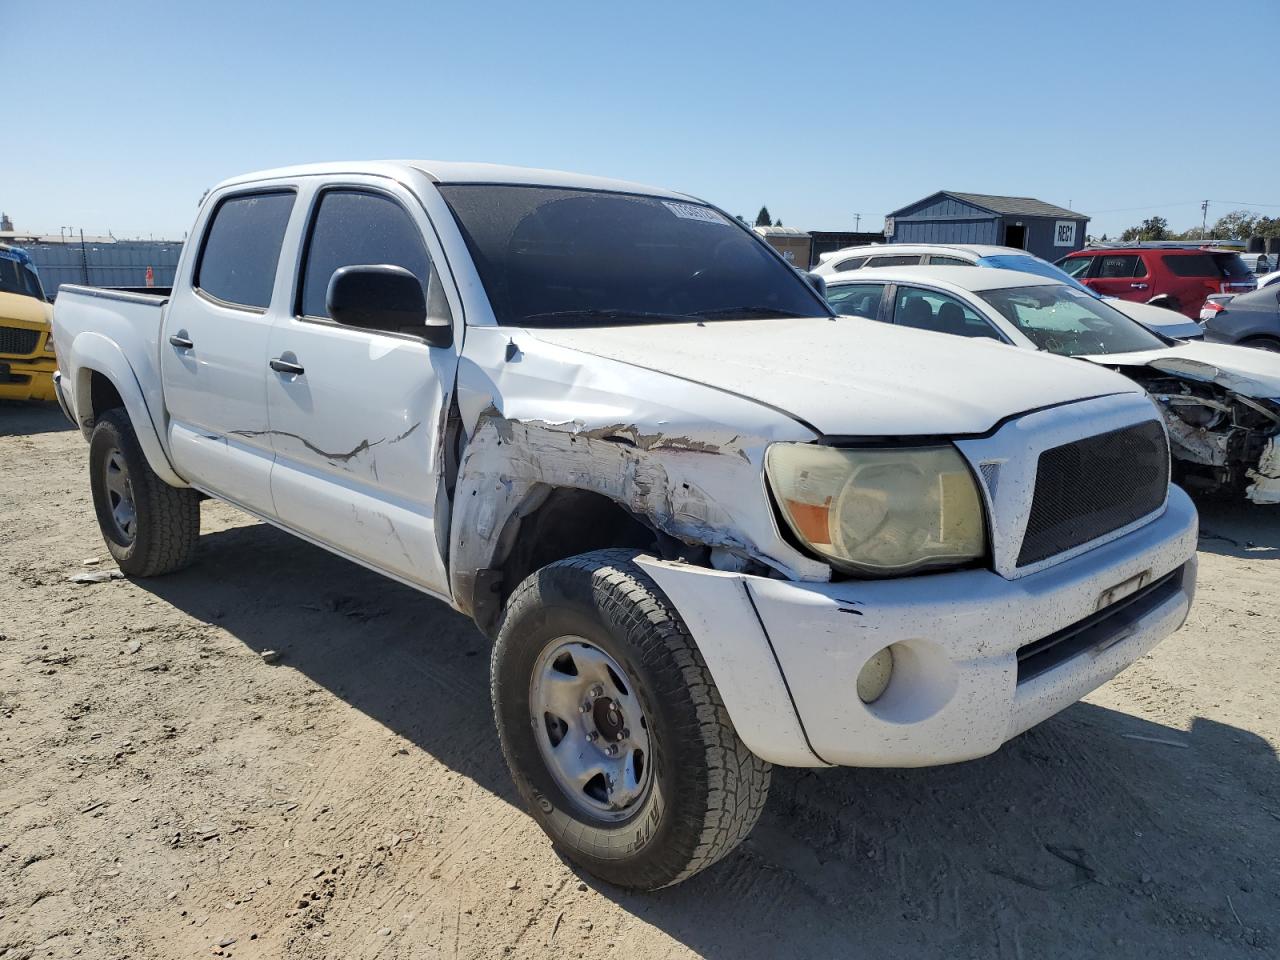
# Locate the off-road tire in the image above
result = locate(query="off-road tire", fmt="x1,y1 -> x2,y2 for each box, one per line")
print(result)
491,549 -> 770,890
89,408 -> 200,577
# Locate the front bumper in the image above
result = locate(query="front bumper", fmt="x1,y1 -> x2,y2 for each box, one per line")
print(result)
0,355 -> 56,402
638,485 -> 1198,768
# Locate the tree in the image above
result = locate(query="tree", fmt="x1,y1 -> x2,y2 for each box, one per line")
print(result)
774,218 -> 783,227
1206,210 -> 1280,240
755,206 -> 772,227
1120,216 -> 1170,242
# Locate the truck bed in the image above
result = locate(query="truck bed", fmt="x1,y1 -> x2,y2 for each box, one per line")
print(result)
51,285 -> 170,442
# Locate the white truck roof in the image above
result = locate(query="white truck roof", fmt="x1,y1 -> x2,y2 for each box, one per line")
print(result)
214,160 -> 694,201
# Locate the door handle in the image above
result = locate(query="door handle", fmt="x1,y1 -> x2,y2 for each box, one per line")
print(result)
169,334 -> 194,349
269,357 -> 305,375
1130,282 -> 1149,290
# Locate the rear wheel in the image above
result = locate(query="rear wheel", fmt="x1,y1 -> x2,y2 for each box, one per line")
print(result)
1241,336 -> 1280,353
88,409 -> 200,576
491,549 -> 770,890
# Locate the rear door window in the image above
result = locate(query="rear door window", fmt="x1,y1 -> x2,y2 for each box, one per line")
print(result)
826,283 -> 885,319
832,256 -> 868,272
1163,254 -> 1217,277
925,255 -> 973,266
196,192 -> 295,310
866,254 -> 923,267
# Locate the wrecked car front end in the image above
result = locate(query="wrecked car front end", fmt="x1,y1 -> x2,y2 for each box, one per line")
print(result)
1100,353 -> 1280,504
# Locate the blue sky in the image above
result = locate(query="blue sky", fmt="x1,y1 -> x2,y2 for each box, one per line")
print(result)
6,0 -> 1278,240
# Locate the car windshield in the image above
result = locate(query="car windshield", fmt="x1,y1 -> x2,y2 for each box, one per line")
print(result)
0,254 -> 45,300
976,254 -> 1098,297
438,185 -> 827,326
978,283 -> 1167,356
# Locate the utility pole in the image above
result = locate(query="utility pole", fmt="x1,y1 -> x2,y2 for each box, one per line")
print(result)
853,213 -> 861,232
1201,200 -> 1209,240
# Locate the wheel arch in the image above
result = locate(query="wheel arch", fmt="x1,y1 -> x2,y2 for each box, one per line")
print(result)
70,333 -> 186,487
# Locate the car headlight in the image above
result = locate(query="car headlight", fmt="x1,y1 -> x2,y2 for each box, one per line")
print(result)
765,443 -> 986,575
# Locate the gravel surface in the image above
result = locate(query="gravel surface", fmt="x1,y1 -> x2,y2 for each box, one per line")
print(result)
2,401 -> 1276,959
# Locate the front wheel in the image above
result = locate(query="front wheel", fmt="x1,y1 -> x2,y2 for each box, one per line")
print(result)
88,408 -> 201,577
491,549 -> 770,890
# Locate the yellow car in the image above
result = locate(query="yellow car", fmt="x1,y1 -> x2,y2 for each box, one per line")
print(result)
0,244 -> 56,403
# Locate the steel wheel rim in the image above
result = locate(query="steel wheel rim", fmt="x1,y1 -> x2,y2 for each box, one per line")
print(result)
529,636 -> 654,821
103,448 -> 137,543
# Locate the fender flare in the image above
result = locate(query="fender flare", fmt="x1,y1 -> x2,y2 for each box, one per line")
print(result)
69,332 -> 187,488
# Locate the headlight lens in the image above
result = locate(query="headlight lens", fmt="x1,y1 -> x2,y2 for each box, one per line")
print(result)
766,443 -> 986,575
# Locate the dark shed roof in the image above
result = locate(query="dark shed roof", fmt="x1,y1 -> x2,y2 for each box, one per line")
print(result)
891,191 -> 1087,221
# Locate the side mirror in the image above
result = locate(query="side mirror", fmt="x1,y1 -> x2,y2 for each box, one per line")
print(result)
326,264 -> 452,348
802,271 -> 828,298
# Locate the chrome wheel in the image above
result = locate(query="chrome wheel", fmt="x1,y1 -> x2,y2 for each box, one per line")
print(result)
529,636 -> 653,821
103,448 -> 137,543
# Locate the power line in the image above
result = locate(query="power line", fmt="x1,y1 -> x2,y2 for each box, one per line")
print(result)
1085,199 -> 1280,214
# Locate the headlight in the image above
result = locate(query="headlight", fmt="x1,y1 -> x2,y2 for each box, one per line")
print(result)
766,443 -> 986,575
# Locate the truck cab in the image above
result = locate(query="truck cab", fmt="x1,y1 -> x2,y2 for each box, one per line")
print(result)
51,161 -> 1199,890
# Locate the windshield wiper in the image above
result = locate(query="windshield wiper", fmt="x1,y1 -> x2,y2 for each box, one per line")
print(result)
693,305 -> 813,320
519,308 -> 696,327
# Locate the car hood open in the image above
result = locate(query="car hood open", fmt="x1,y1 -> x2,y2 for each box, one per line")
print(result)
526,316 -> 1138,436
1084,340 -> 1280,399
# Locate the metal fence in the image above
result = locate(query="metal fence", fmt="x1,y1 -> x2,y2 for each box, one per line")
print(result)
24,239 -> 184,298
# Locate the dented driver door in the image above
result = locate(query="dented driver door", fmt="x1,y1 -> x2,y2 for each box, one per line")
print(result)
263,179 -> 460,596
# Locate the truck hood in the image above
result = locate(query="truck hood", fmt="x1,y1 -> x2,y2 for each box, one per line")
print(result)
1083,340 -> 1280,399
0,291 -> 52,327
525,316 -> 1138,436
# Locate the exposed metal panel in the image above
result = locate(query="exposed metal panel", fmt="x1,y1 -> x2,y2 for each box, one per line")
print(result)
23,240 -> 183,297
895,194 -> 993,222
894,218 -> 999,245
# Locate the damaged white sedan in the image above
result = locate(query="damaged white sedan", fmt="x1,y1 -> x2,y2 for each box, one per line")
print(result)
52,162 -> 1198,890
826,266 -> 1280,504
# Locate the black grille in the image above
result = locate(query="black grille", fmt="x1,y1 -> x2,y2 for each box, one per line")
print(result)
0,327 -> 41,356
1017,421 -> 1168,567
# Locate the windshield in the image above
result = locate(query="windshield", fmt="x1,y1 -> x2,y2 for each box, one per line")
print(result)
979,283 -> 1167,356
0,253 -> 45,300
976,254 -> 1098,297
438,185 -> 827,326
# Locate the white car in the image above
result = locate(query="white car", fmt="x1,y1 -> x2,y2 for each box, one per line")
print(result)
51,161 -> 1198,889
825,265 -> 1280,503
1254,270 -> 1280,290
813,242 -> 1206,339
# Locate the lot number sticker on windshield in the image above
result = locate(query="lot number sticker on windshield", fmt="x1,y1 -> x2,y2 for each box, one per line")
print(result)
662,201 -> 729,226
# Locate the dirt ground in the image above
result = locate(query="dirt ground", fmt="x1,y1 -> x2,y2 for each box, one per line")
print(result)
1,401 -> 1276,960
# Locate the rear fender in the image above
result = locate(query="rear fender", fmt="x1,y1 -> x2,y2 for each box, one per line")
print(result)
69,331 -> 187,487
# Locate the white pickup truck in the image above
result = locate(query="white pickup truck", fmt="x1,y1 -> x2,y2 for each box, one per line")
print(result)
52,161 -> 1199,890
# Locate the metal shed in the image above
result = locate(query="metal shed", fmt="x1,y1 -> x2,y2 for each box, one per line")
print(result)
753,226 -> 812,268
884,191 -> 1089,262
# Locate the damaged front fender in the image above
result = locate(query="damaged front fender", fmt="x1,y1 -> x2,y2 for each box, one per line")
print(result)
448,327 -> 828,617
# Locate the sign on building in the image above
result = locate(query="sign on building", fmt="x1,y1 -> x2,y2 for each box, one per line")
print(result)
1053,220 -> 1077,247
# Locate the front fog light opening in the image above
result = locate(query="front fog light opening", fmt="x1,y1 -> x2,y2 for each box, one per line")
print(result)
856,646 -> 895,704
